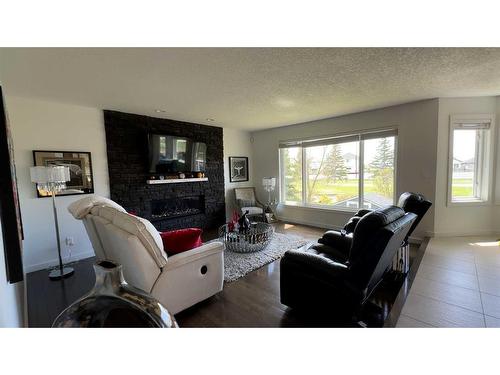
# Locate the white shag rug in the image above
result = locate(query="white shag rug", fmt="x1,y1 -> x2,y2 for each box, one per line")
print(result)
222,232 -> 308,283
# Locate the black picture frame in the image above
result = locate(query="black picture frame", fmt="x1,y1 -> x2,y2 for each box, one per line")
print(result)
33,150 -> 95,198
0,86 -> 24,283
229,156 -> 249,182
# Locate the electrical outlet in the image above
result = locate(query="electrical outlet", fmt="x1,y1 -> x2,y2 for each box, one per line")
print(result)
65,237 -> 75,247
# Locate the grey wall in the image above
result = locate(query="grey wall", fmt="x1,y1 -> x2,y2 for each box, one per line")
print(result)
251,99 -> 439,239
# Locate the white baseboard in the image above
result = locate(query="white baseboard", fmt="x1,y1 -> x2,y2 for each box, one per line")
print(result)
428,230 -> 500,238
24,249 -> 95,274
408,236 -> 423,244
277,215 -> 342,231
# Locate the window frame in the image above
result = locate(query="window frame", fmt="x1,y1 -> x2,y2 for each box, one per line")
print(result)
447,114 -> 495,206
279,145 -> 303,206
278,128 -> 398,213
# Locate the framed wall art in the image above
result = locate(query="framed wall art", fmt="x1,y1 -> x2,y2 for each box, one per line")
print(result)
229,156 -> 249,182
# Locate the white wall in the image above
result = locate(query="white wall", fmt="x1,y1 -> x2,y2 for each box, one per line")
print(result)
251,99 -> 440,238
6,96 -> 110,272
223,127 -> 254,219
0,217 -> 24,327
434,97 -> 499,236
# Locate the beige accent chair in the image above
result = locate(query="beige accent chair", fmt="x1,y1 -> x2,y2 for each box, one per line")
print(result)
68,195 -> 224,315
234,187 -> 265,215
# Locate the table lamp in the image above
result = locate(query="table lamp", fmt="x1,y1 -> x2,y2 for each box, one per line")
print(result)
30,165 -> 75,280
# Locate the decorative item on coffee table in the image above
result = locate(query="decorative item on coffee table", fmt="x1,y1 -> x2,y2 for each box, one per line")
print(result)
219,221 -> 274,253
238,210 -> 251,232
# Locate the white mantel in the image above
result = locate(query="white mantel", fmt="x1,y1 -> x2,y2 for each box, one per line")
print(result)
146,177 -> 209,185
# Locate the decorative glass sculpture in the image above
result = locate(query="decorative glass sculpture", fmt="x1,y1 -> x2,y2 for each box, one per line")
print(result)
52,260 -> 177,328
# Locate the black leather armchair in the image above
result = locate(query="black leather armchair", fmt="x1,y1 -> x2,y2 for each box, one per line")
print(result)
343,192 -> 431,239
280,206 -> 417,313
319,192 -> 431,258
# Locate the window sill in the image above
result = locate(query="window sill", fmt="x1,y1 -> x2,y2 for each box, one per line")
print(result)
447,199 -> 491,207
278,203 -> 357,214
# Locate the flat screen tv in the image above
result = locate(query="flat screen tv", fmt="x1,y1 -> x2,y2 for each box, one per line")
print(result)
148,134 -> 207,174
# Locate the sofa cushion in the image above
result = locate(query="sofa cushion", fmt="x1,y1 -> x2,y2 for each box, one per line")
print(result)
318,230 -> 353,254
160,228 -> 203,256
68,195 -> 126,219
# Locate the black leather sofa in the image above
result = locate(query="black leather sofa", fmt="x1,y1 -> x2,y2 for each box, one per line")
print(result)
343,192 -> 432,243
280,206 -> 417,314
317,192 -> 431,262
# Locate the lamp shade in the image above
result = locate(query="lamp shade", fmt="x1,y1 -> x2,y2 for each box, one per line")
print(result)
262,177 -> 276,190
30,166 -> 70,183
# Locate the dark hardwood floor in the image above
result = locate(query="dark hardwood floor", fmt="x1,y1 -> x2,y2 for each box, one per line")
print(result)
26,222 -> 425,328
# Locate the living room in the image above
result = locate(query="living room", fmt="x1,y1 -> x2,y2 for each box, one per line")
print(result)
1,1 -> 499,373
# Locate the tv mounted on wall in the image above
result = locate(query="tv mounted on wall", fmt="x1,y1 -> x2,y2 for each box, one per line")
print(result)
148,134 -> 207,174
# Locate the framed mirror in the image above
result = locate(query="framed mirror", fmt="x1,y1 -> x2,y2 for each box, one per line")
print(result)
33,150 -> 94,197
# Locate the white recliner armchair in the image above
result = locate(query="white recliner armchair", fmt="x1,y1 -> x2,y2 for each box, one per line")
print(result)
68,195 -> 224,315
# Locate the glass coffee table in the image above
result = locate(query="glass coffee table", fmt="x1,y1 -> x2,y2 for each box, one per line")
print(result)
218,222 -> 274,253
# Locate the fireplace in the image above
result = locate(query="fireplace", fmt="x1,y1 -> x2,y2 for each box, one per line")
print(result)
150,195 -> 205,221
105,110 -> 225,232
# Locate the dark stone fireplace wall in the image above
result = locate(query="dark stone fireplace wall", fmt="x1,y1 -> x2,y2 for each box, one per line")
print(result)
103,110 -> 225,231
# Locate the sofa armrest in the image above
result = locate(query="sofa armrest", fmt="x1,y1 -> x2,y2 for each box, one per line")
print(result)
153,241 -> 224,314
282,248 -> 349,279
164,241 -> 224,271
318,230 -> 352,254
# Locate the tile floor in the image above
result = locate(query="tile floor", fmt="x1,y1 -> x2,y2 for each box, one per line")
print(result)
397,236 -> 500,327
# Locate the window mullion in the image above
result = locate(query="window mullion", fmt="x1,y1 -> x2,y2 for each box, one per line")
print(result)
279,149 -> 284,203
301,147 -> 307,206
474,131 -> 480,198
358,137 -> 364,209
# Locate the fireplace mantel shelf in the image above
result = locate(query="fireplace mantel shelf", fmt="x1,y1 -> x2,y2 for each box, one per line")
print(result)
146,177 -> 209,185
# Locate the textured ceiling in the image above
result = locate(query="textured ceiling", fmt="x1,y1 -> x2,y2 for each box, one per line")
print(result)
1,48 -> 500,130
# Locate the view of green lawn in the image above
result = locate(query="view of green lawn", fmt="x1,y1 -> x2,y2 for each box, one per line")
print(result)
284,177 -> 393,204
286,177 -> 474,203
452,178 -> 473,197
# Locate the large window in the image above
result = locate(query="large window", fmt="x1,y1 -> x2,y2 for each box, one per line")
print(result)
279,130 -> 396,211
448,116 -> 492,203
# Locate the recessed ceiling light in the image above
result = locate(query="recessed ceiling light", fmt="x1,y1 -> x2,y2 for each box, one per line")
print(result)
155,109 -> 166,113
206,118 -> 215,122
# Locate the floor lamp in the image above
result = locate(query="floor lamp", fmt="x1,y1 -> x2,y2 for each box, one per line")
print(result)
30,165 -> 75,280
262,177 -> 277,223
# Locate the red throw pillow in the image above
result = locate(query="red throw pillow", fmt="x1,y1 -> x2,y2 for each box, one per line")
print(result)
160,228 -> 203,255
